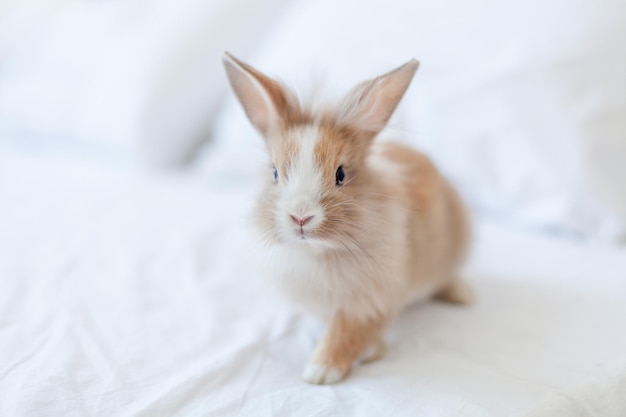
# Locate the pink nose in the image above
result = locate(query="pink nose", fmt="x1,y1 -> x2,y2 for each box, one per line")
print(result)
290,215 -> 314,226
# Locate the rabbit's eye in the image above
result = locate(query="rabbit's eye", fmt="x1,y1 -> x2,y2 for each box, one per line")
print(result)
335,166 -> 345,186
272,166 -> 278,183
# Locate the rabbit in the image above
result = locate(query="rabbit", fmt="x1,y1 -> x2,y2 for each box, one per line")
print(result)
222,52 -> 473,385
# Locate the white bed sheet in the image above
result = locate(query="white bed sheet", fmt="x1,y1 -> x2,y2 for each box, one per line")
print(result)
1,147 -> 625,417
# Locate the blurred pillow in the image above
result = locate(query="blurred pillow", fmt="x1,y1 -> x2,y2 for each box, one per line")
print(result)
205,0 -> 626,242
0,0 -> 288,166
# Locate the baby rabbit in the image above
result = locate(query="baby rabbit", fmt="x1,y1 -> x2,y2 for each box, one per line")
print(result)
222,52 -> 472,384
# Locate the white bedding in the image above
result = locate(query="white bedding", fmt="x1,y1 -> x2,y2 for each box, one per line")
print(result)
1,146 -> 625,416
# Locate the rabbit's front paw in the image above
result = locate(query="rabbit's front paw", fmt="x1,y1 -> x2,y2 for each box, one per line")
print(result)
302,362 -> 347,385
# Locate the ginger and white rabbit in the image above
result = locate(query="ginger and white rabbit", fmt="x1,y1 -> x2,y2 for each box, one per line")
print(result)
222,52 -> 472,385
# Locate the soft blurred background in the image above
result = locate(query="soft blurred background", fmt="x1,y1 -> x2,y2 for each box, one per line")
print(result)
1,1 -> 625,416
2,0 -> 626,241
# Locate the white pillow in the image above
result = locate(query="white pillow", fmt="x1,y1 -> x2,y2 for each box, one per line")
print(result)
206,0 -> 626,242
0,0 -> 288,166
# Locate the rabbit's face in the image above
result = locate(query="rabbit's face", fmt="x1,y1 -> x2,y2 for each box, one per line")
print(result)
257,122 -> 370,248
222,52 -> 418,250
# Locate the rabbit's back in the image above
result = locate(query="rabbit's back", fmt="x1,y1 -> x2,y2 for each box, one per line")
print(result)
370,141 -> 471,307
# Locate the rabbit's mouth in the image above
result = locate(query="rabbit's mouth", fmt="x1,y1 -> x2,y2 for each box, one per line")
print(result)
287,213 -> 324,242
296,227 -> 308,239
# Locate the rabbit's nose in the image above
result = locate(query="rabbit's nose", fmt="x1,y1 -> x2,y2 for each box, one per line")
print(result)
290,215 -> 314,226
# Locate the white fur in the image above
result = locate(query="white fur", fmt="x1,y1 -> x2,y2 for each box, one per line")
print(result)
302,363 -> 344,385
277,126 -> 326,242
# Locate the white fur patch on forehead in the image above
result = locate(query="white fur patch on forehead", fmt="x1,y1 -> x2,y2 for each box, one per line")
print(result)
282,124 -> 324,215
288,125 -> 322,186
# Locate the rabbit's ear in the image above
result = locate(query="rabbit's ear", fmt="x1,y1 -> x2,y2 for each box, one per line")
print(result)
338,59 -> 419,135
222,52 -> 292,136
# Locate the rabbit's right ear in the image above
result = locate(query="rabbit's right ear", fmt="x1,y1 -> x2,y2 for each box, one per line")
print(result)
222,52 -> 290,136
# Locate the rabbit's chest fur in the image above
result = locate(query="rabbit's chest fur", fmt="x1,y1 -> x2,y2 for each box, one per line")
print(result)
265,236 -> 405,320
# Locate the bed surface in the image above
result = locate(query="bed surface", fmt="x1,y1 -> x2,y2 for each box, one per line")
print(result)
1,147 -> 625,416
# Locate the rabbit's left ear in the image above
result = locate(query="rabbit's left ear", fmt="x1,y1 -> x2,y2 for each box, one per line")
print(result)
222,51 -> 292,137
338,59 -> 419,135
